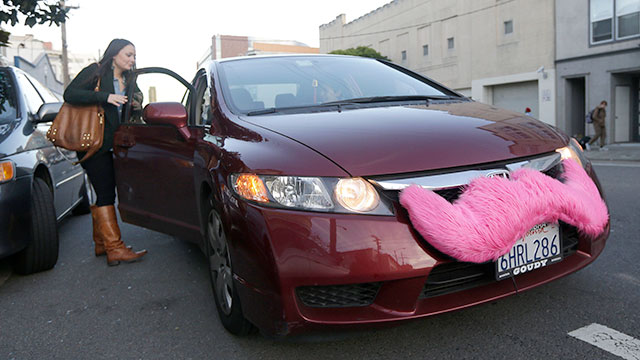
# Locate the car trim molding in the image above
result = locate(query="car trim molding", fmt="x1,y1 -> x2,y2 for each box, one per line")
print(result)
54,170 -> 83,189
369,153 -> 561,191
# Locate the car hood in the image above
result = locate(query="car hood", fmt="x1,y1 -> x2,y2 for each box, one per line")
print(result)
239,101 -> 568,176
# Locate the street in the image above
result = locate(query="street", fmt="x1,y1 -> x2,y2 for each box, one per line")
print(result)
1,163 -> 639,359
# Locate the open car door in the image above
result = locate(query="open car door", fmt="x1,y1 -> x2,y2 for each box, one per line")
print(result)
113,67 -> 204,241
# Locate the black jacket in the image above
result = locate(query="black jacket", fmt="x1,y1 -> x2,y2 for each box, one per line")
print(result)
63,63 -> 121,156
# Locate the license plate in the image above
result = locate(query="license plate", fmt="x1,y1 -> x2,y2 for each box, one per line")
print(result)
495,223 -> 562,280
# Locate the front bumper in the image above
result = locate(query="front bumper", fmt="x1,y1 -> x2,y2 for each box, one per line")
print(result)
0,176 -> 32,258
226,197 -> 609,337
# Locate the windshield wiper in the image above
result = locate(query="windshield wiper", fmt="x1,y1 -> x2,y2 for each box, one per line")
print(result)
322,95 -> 459,105
246,103 -> 342,116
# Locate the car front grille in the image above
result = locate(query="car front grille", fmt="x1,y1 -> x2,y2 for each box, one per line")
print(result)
375,153 -> 565,204
296,282 -> 382,308
419,223 -> 581,299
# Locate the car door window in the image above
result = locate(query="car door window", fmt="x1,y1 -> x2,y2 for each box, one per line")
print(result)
0,69 -> 19,123
124,71 -> 192,124
14,72 -> 44,114
192,74 -> 211,126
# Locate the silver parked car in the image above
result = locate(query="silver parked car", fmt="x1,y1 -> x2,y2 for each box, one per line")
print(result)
0,66 -> 92,274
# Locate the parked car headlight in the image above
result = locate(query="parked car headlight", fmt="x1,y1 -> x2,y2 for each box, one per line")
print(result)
264,176 -> 333,209
335,178 -> 379,212
0,160 -> 15,183
231,174 -> 269,203
230,174 -> 390,215
556,138 -> 589,168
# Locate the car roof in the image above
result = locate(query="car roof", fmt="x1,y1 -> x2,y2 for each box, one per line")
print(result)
214,53 -> 371,64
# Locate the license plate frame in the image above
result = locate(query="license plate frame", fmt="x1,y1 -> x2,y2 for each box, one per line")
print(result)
495,223 -> 563,281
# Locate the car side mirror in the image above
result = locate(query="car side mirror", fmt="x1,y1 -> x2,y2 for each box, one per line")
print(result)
33,102 -> 63,124
143,102 -> 191,140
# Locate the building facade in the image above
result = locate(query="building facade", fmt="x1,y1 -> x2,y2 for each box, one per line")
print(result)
320,0 -> 557,125
555,0 -> 640,143
1,34 -> 98,95
198,35 -> 319,67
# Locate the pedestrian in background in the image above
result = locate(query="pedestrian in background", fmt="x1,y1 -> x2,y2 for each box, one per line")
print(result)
64,38 -> 147,266
588,100 -> 608,150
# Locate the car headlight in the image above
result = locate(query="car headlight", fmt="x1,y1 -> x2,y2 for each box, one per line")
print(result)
556,138 -> 589,169
335,178 -> 379,212
230,174 -> 392,215
0,160 -> 15,183
264,176 -> 333,209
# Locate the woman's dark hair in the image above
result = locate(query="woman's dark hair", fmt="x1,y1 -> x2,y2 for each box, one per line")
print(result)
95,38 -> 135,83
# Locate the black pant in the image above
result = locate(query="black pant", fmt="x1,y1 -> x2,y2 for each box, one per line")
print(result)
80,151 -> 116,207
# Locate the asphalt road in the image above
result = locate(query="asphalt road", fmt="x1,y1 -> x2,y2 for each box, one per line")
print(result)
1,163 -> 638,359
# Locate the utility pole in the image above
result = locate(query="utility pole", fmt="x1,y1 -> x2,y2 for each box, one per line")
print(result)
59,1 -> 78,88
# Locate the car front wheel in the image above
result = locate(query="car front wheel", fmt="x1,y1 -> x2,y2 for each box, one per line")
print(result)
12,177 -> 59,275
205,205 -> 253,335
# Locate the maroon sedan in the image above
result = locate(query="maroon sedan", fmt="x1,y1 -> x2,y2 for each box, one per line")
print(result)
115,55 -> 609,336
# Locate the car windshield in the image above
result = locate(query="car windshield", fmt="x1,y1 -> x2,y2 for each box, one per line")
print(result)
0,69 -> 18,125
217,56 -> 453,114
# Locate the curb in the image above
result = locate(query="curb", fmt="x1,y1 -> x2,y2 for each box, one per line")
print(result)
0,261 -> 11,287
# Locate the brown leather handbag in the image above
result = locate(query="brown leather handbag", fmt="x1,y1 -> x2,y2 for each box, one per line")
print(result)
46,79 -> 105,164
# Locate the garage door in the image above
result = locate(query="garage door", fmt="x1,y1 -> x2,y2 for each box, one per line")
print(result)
492,81 -> 539,118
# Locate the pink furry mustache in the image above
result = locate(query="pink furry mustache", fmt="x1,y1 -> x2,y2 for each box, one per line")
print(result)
399,159 -> 608,263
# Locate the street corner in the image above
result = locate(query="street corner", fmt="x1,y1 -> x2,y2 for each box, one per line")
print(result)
585,143 -> 640,162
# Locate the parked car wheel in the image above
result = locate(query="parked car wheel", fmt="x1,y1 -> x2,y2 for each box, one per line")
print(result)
12,177 -> 59,275
205,205 -> 253,335
72,172 -> 93,215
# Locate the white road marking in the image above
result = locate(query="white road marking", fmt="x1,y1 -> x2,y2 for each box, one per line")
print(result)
569,323 -> 640,360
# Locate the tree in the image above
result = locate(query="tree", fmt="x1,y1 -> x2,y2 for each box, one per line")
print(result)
0,1 -> 67,47
329,46 -> 390,61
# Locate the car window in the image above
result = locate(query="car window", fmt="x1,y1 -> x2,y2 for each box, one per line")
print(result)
217,56 -> 450,114
14,71 -> 44,114
124,72 -> 190,124
24,73 -> 59,103
194,77 -> 212,126
0,69 -> 19,124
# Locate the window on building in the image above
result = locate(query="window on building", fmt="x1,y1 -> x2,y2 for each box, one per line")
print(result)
590,0 -> 640,43
422,44 -> 429,56
401,50 -> 407,61
591,0 -> 614,43
504,20 -> 514,34
447,37 -> 455,49
617,0 -> 640,38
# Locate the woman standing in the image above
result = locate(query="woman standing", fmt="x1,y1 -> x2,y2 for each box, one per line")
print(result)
64,38 -> 147,266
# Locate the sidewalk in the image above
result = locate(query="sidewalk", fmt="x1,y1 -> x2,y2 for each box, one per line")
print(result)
584,143 -> 640,162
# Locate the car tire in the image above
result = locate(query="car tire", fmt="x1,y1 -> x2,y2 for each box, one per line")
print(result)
12,177 -> 59,275
205,205 -> 254,336
72,172 -> 92,215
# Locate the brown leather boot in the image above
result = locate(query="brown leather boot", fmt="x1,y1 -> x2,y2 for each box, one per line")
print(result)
91,205 -> 131,257
92,205 -> 147,266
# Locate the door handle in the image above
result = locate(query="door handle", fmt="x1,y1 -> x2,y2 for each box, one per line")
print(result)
115,135 -> 136,148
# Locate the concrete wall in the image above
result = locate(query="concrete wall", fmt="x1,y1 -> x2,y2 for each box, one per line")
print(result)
320,0 -> 557,124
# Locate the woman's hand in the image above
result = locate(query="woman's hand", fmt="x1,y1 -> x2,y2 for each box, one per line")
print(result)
107,94 -> 128,106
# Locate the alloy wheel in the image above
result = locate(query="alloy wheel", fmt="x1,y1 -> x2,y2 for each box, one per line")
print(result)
207,210 -> 234,315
